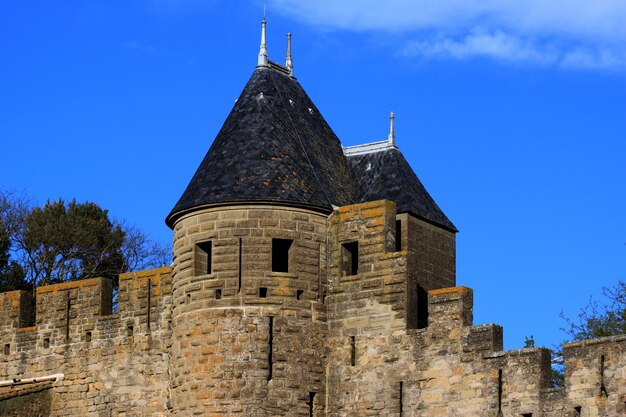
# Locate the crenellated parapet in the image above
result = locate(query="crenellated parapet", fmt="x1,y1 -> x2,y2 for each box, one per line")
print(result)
327,278 -> 626,416
0,267 -> 171,356
0,267 -> 172,416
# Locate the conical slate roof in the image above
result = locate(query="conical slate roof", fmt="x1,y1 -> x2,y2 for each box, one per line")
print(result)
347,147 -> 457,232
166,66 -> 358,227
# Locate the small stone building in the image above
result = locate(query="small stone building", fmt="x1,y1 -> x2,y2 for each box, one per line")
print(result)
1,20 -> 625,417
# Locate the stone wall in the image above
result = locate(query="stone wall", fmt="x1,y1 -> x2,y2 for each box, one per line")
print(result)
0,200 -> 625,417
399,213 -> 456,329
0,267 -> 172,417
169,205 -> 329,416
0,385 -> 53,416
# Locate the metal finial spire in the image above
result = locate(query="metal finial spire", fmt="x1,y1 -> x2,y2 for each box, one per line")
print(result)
257,18 -> 268,67
285,33 -> 293,76
388,111 -> 396,145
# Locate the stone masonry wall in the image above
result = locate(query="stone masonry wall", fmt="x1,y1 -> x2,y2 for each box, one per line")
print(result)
326,200 -> 409,415
324,199 -> 626,417
0,267 -> 172,417
170,205 -> 328,416
398,213 -> 456,329
1,200 -> 625,417
0,386 -> 53,416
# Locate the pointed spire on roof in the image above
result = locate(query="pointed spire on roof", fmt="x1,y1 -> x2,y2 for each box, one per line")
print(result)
388,111 -> 396,145
257,18 -> 268,67
285,33 -> 294,76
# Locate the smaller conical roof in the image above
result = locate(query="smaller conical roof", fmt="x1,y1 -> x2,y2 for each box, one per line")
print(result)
347,147 -> 457,232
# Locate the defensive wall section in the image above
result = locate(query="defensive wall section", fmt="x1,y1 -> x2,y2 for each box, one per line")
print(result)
0,200 -> 625,416
325,200 -> 626,417
0,268 -> 172,416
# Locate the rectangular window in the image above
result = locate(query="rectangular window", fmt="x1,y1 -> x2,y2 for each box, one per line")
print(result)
297,289 -> 304,300
417,285 -> 429,329
3,344 -> 9,355
272,238 -> 293,272
342,242 -> 359,276
85,331 -> 92,342
43,338 -> 50,349
195,241 -> 212,276
259,287 -> 268,298
395,219 -> 402,251
127,325 -> 134,337
215,288 -> 222,300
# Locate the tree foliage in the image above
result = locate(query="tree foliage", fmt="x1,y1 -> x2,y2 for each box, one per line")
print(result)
561,280 -> 626,341
553,277 -> 626,388
0,190 -> 171,291
0,218 -> 27,292
23,199 -> 126,285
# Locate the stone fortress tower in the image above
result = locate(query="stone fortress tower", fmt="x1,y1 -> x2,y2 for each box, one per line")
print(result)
164,17 -> 456,416
1,19 -> 625,417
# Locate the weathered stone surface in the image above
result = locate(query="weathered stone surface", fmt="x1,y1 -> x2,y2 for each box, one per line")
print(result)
1,201 -> 625,416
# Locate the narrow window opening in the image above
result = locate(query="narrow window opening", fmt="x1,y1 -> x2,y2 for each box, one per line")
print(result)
65,292 -> 71,343
85,332 -> 92,342
350,336 -> 356,366
497,369 -> 503,412
341,242 -> 359,276
186,293 -> 191,304
238,238 -> 243,293
416,284 -> 429,329
309,392 -> 316,417
272,238 -> 293,273
297,289 -> 304,300
399,381 -> 404,416
3,344 -> 9,355
259,287 -> 268,298
574,406 -> 582,416
600,355 -> 608,397
43,338 -> 50,349
522,413 -> 533,417
395,220 -> 402,252
317,243 -> 322,301
215,288 -> 222,300
147,278 -> 152,333
195,241 -> 212,275
127,325 -> 134,337
268,316 -> 274,381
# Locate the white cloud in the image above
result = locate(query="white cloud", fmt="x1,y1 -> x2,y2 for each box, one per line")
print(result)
402,31 -> 554,63
401,30 -> 626,70
273,0 -> 626,70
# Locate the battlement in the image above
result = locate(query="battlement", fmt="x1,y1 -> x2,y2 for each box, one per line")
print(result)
0,267 -> 172,358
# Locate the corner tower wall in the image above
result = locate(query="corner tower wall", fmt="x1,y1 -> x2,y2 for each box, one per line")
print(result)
169,205 -> 329,416
397,212 -> 456,328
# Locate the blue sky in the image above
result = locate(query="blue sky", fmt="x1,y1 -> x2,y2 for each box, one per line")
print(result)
1,1 -> 625,350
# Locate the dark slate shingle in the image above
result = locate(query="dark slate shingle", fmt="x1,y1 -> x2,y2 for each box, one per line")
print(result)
167,65 -> 456,234
347,148 -> 457,232
166,66 -> 358,227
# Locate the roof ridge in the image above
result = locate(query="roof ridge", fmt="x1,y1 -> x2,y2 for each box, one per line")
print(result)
343,140 -> 399,156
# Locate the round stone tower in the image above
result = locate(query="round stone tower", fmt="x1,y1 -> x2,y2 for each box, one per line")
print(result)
165,21 -> 357,416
